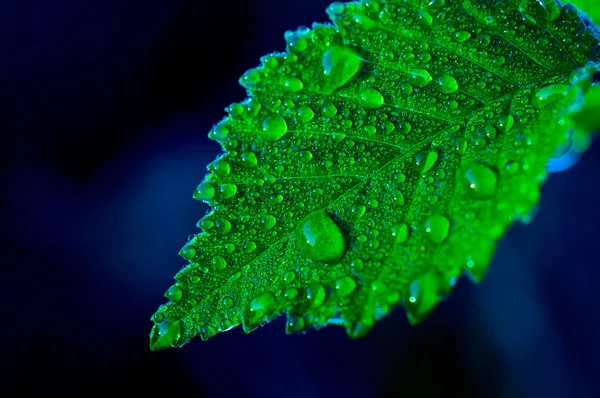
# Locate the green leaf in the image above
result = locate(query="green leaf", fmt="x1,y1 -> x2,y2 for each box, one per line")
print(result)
149,0 -> 600,350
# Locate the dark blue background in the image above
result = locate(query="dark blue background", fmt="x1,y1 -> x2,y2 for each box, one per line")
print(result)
2,1 -> 599,396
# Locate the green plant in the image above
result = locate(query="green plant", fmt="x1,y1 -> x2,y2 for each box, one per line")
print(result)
149,0 -> 600,350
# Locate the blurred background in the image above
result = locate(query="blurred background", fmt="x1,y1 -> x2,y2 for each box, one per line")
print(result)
1,0 -> 599,396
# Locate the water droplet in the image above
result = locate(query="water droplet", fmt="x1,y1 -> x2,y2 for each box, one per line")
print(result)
298,105 -> 315,123
150,318 -> 183,351
211,255 -> 227,270
533,84 -> 568,108
260,115 -> 288,141
497,114 -> 515,133
284,270 -> 296,283
209,158 -> 231,176
241,69 -> 260,86
454,31 -> 471,42
241,151 -> 258,168
296,210 -> 346,264
321,46 -> 362,94
244,241 -> 257,253
351,204 -> 366,218
322,102 -> 338,117
220,183 -> 237,199
437,75 -> 459,93
164,285 -> 183,302
244,291 -> 276,329
391,223 -> 409,243
454,137 -> 467,155
424,214 -> 451,244
216,219 -> 232,234
409,68 -> 432,87
418,9 -> 433,26
335,276 -> 357,297
462,163 -> 498,199
391,189 -> 404,206
262,215 -> 277,230
193,182 -> 215,202
403,268 -> 449,325
307,283 -> 326,307
283,77 -> 304,92
359,87 -> 384,109
415,150 -> 439,174
221,296 -> 234,309
300,150 -> 313,163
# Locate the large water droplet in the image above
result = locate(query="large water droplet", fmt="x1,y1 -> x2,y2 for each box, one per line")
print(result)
391,222 -> 409,244
359,87 -> 384,109
321,46 -> 362,94
415,150 -> 439,174
164,285 -> 183,303
260,115 -> 288,141
150,318 -> 183,351
437,75 -> 459,93
424,214 -> 451,244
297,105 -> 315,123
296,210 -> 346,264
408,68 -> 433,87
193,182 -> 215,202
335,276 -> 357,297
533,84 -> 568,108
243,291 -> 276,330
307,283 -> 326,307
463,163 -> 498,199
241,151 -> 258,168
403,268 -> 451,325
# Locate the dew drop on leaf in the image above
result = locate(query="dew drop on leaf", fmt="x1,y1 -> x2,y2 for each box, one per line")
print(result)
307,283 -> 326,307
221,296 -> 234,309
241,151 -> 258,168
424,214 -> 451,244
321,46 -> 362,94
359,87 -> 385,109
219,183 -> 237,199
335,276 -> 357,297
297,105 -> 315,123
437,75 -> 459,93
408,68 -> 433,87
463,163 -> 499,199
164,285 -> 183,303
415,150 -> 439,174
533,84 -> 569,108
391,222 -> 409,244
296,209 -> 346,264
243,291 -> 276,329
260,114 -> 288,141
193,182 -> 215,202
